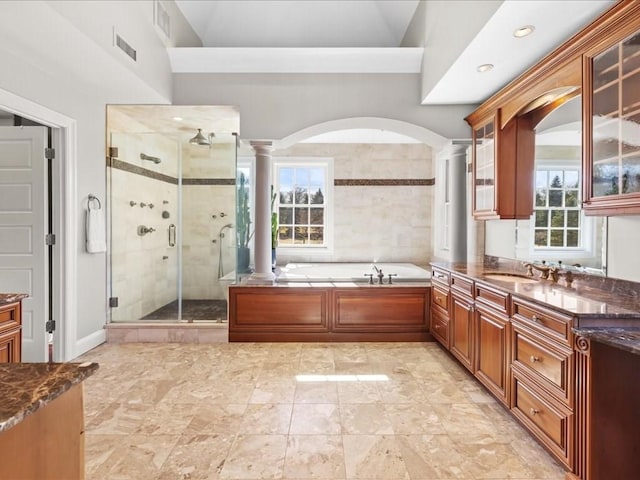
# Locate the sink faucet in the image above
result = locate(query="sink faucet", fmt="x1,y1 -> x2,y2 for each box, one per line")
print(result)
523,261 -> 560,283
377,268 -> 385,284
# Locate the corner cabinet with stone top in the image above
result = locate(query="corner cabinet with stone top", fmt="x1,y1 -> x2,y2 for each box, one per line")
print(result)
582,2 -> 640,215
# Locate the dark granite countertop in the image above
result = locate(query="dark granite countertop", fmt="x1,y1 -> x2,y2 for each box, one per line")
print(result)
0,293 -> 28,306
573,327 -> 640,356
431,261 -> 640,355
0,362 -> 99,432
431,262 -> 640,319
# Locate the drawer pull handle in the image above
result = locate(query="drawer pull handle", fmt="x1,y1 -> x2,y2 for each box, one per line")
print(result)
530,356 -> 540,363
531,315 -> 540,323
530,408 -> 540,416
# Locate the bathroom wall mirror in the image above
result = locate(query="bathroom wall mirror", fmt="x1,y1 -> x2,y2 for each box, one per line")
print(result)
485,94 -> 607,274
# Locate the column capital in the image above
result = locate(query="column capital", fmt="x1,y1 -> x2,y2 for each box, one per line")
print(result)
250,140 -> 274,154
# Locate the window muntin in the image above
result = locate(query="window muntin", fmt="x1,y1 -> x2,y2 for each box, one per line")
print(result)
275,162 -> 329,247
533,169 -> 581,248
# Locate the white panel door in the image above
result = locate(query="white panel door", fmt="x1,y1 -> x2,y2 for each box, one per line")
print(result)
0,126 -> 47,361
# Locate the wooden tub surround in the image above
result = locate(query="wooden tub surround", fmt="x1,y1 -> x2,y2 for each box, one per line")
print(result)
228,283 -> 431,342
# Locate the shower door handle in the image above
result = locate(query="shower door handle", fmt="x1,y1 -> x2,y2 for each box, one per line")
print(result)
168,224 -> 176,247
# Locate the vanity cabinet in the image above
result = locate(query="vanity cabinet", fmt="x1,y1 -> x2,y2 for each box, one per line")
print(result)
449,274 -> 475,372
0,301 -> 22,363
511,297 -> 575,469
430,267 -> 451,348
583,12 -> 640,215
474,282 -> 511,406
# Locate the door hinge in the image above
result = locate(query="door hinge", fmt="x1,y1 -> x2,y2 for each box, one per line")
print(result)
109,297 -> 119,308
45,147 -> 55,160
45,233 -> 56,246
46,319 -> 56,332
108,147 -> 119,158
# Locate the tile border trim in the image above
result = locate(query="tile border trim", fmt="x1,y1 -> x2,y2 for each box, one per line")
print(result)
334,178 -> 434,186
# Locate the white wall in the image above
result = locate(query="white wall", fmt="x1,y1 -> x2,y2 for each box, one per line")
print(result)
172,73 -> 474,141
0,1 -> 183,354
606,216 -> 640,282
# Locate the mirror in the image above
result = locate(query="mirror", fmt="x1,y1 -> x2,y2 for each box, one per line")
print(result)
485,95 -> 606,274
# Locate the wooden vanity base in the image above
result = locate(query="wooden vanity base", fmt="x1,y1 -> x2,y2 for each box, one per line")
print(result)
0,384 -> 85,480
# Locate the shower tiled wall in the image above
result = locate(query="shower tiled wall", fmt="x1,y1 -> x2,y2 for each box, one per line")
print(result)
274,143 -> 433,266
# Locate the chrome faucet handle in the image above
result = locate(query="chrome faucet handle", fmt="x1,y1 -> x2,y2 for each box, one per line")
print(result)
387,273 -> 398,285
563,270 -> 574,288
522,262 -> 534,277
364,273 -> 374,285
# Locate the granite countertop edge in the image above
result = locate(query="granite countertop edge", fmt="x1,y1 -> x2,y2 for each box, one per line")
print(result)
0,293 -> 29,306
0,362 -> 99,433
573,327 -> 640,356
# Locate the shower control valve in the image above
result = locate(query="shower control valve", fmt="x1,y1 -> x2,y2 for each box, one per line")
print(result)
137,225 -> 156,236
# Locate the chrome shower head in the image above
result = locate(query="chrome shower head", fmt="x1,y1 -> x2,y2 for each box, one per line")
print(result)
189,128 -> 214,146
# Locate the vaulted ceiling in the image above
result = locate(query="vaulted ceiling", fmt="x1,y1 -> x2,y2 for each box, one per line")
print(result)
173,0 -> 615,105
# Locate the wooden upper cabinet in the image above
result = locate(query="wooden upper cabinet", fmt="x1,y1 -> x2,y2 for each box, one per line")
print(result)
466,1 -> 640,219
583,6 -> 640,215
469,110 -> 535,220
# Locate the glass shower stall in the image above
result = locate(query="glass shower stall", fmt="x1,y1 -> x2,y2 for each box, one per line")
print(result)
106,105 -> 240,323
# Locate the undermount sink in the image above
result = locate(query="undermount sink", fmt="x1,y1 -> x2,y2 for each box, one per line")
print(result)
483,273 -> 539,284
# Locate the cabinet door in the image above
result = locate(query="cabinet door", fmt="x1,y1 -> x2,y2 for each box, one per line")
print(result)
472,118 -> 497,218
450,293 -> 474,372
0,327 -> 21,363
475,305 -> 510,406
430,309 -> 449,349
584,23 -> 640,214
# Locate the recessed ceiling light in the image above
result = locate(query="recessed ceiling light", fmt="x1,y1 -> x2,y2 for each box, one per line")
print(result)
172,116 -> 183,121
514,25 -> 535,38
477,63 -> 494,73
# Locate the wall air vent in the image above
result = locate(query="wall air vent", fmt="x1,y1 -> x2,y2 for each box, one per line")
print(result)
115,32 -> 137,62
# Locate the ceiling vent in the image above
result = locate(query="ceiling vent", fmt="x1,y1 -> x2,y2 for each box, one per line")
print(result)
114,31 -> 137,62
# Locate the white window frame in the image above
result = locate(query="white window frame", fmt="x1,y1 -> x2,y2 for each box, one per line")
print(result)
273,157 -> 334,256
528,162 -> 595,260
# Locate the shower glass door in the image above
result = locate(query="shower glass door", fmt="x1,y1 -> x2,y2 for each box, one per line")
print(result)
107,125 -> 238,323
108,132 -> 181,322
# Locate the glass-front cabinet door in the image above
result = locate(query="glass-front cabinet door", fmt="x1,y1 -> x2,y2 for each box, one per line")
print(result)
584,26 -> 640,215
472,117 -> 497,219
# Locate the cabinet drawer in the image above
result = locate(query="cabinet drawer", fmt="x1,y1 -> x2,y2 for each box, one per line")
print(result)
431,267 -> 450,286
0,303 -> 20,332
450,273 -> 473,297
431,285 -> 449,313
512,324 -> 573,405
430,310 -> 449,348
512,298 -> 572,345
512,376 -> 572,467
475,282 -> 509,315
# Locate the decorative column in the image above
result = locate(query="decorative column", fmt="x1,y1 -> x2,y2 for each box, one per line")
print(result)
247,141 -> 275,283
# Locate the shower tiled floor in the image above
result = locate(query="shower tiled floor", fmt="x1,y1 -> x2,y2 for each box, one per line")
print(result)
141,299 -> 228,321
78,342 -> 567,479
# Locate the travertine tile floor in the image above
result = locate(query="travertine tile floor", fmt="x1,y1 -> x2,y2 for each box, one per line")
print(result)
77,342 -> 566,479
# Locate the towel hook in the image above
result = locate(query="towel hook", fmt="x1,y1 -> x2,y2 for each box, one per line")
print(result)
88,194 -> 101,210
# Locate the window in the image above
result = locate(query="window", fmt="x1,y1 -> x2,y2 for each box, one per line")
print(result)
533,168 -> 581,248
274,159 -> 332,249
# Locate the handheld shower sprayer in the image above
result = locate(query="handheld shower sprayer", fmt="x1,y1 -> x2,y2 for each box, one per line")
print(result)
140,153 -> 161,164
